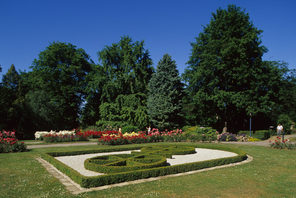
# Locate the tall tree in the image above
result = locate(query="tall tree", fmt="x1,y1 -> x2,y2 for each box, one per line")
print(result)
147,54 -> 184,130
26,42 -> 92,130
98,36 -> 154,102
0,65 -> 22,134
81,65 -> 106,127
183,5 -> 273,132
93,36 -> 154,129
2,64 -> 20,90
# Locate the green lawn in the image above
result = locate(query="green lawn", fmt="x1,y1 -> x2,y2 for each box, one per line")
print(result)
1,143 -> 296,198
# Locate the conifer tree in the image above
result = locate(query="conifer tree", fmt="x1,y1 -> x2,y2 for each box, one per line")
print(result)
147,54 -> 184,130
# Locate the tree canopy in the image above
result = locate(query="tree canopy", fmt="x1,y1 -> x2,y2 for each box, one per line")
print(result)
183,5 -> 280,131
98,36 -> 154,102
85,36 -> 154,129
1,5 -> 296,137
25,42 -> 93,130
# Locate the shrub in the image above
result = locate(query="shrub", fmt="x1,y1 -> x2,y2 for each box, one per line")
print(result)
85,153 -> 167,173
183,126 -> 217,142
122,125 -> 139,133
270,136 -> 296,149
277,114 -> 293,134
238,130 -> 252,136
217,132 -> 237,142
0,130 -> 27,153
253,130 -> 270,140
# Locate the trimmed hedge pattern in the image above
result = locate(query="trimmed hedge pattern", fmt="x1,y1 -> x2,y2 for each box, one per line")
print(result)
84,145 -> 196,173
85,154 -> 167,173
41,143 -> 247,188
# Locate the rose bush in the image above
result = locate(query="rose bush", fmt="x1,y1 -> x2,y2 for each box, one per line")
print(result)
0,130 -> 27,153
270,136 -> 296,150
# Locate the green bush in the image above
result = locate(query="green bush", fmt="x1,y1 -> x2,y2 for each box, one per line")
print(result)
183,126 -> 217,142
238,130 -> 252,136
0,130 -> 27,153
85,154 -> 167,173
95,120 -> 127,131
253,130 -> 270,140
122,125 -> 140,133
277,114 -> 293,134
41,143 -> 247,188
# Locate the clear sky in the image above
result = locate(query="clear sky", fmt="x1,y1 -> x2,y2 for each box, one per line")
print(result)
1,0 -> 296,76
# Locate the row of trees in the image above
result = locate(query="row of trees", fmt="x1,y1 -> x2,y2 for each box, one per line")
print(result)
1,5 -> 295,138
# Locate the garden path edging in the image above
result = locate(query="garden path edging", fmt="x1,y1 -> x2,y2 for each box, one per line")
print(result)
36,154 -> 253,195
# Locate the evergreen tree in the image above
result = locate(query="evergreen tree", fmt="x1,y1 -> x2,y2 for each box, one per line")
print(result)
183,5 -> 279,131
2,64 -> 20,90
147,54 -> 184,130
0,65 -> 22,134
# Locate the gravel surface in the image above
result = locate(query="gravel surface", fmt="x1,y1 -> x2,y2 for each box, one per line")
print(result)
55,148 -> 237,177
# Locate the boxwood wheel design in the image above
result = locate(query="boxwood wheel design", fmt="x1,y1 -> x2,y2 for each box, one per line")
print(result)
84,145 -> 196,173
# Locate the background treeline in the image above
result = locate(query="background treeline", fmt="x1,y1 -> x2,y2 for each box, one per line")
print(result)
1,5 -> 295,139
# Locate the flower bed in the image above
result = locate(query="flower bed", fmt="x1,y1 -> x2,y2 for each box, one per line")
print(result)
43,132 -> 88,143
82,130 -> 118,138
0,130 -> 27,153
35,130 -> 119,142
98,129 -> 183,145
35,130 -> 76,140
270,136 -> 296,149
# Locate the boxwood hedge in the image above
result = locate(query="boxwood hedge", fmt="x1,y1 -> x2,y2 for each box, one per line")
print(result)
41,143 -> 247,188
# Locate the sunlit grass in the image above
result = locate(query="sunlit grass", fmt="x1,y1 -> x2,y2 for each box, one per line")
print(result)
1,143 -> 296,198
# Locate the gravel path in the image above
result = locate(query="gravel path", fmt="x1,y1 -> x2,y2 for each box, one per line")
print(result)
55,148 -> 237,177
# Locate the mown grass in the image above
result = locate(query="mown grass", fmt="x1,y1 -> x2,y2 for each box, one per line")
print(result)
1,143 -> 296,198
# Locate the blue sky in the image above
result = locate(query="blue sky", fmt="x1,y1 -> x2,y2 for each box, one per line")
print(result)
1,0 -> 296,76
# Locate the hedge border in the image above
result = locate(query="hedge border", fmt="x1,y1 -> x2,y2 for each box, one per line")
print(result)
84,145 -> 196,173
85,154 -> 167,173
41,143 -> 247,188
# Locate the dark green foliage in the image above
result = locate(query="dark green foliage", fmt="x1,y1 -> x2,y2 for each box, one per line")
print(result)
97,93 -> 149,130
84,153 -> 167,173
98,36 -> 154,102
80,65 -> 106,127
42,143 -> 247,188
253,130 -> 270,140
0,65 -> 27,137
182,126 -> 217,142
122,125 -> 139,133
148,54 -> 184,130
2,64 -> 20,90
183,5 -> 281,132
26,42 -> 92,130
92,36 -> 153,129
277,114 -> 294,134
238,130 -> 251,135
